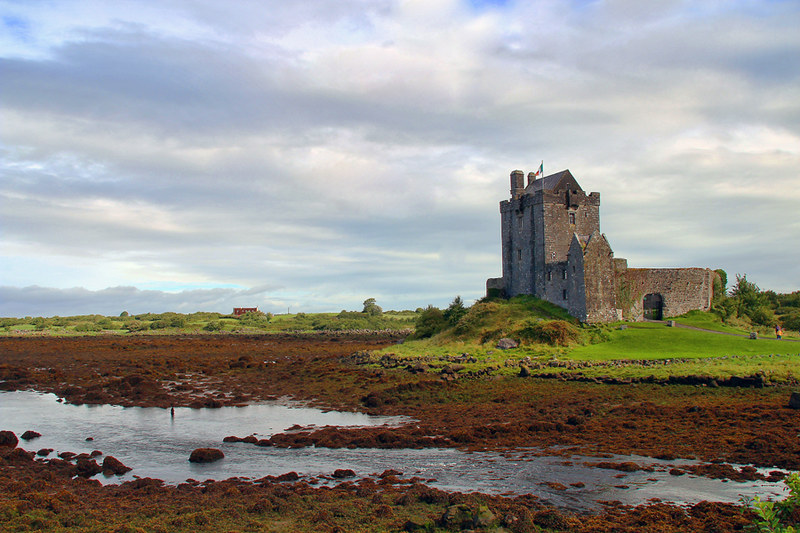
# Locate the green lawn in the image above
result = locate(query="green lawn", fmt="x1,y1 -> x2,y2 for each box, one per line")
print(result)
569,322 -> 798,360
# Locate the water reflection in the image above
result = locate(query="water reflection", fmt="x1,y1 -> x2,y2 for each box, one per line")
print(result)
0,390 -> 788,510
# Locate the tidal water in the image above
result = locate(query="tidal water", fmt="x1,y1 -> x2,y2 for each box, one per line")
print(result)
0,390 -> 788,510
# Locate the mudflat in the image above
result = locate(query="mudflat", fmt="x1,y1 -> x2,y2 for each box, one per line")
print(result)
1,334 -> 796,531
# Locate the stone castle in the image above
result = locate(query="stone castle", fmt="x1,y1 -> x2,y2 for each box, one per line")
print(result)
486,169 -> 717,323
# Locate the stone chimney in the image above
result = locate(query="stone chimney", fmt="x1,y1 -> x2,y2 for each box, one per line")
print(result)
510,170 -> 524,199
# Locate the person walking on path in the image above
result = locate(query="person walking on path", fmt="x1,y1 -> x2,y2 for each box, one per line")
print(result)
775,324 -> 783,340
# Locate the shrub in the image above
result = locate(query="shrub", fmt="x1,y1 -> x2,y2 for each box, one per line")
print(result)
410,306 -> 448,339
203,321 -> 223,332
743,471 -> 799,532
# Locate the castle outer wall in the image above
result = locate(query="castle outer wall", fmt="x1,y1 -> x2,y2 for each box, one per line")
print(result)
620,267 -> 715,320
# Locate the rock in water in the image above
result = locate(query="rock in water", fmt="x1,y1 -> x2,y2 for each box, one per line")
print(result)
21,430 -> 41,440
0,431 -> 18,447
332,468 -> 356,479
102,455 -> 132,475
189,448 -> 225,463
76,457 -> 102,477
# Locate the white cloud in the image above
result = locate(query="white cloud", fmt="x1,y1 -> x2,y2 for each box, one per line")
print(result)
1,0 -> 799,317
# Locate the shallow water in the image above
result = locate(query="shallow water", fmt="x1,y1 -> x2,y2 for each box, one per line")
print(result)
0,390 -> 788,510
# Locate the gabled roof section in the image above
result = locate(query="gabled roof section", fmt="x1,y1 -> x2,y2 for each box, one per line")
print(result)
583,230 -> 613,256
526,169 -> 583,193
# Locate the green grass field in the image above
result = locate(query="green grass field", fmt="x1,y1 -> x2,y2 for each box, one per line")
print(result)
569,322 -> 797,360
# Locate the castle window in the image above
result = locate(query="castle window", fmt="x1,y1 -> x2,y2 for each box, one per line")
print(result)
517,249 -> 522,261
547,271 -> 552,281
562,289 -> 568,300
569,212 -> 576,225
562,269 -> 567,280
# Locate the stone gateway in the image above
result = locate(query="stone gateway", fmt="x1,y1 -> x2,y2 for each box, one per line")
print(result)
486,169 -> 717,323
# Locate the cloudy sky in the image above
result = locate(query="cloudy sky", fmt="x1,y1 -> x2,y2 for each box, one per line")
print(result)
1,0 -> 798,317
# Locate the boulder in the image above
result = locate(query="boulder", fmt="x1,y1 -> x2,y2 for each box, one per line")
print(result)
36,448 -> 53,457
20,430 -> 41,441
76,457 -> 102,477
439,504 -> 495,529
188,448 -> 224,463
0,431 -> 18,447
332,468 -> 356,479
102,455 -> 132,475
519,365 -> 531,377
496,338 -> 519,350
789,392 -> 800,410
275,471 -> 299,482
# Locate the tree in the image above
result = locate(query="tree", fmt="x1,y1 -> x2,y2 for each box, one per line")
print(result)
727,274 -> 776,327
443,295 -> 468,326
362,298 -> 383,316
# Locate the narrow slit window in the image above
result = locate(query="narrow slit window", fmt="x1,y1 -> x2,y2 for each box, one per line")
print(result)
562,289 -> 568,300
569,212 -> 576,225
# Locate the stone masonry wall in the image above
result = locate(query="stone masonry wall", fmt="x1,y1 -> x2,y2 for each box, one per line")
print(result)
622,268 -> 714,320
581,233 -> 620,323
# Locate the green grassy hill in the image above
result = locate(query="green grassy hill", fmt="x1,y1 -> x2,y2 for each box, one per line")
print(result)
378,297 -> 800,383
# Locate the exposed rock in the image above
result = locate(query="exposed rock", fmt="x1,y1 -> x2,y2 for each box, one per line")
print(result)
439,504 -> 496,529
20,430 -> 41,440
332,468 -> 356,479
5,448 -> 34,463
789,392 -> 800,409
379,469 -> 403,478
275,471 -> 299,482
36,448 -> 53,456
188,448 -> 224,463
402,517 -> 431,531
102,455 -> 132,475
410,362 -> 429,374
0,430 -> 18,447
496,338 -> 518,350
76,457 -> 102,477
519,365 -> 531,377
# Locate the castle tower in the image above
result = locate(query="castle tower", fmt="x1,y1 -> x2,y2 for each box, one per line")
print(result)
488,169 -> 612,321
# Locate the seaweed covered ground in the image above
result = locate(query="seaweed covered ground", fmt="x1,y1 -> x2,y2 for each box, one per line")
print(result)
1,334 -> 797,531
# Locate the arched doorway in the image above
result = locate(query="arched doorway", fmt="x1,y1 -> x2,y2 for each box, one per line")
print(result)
643,293 -> 663,320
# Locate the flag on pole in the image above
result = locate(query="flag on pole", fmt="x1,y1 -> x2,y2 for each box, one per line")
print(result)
532,161 -> 544,178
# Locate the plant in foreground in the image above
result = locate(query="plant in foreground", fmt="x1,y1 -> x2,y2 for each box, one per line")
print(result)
742,472 -> 800,532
